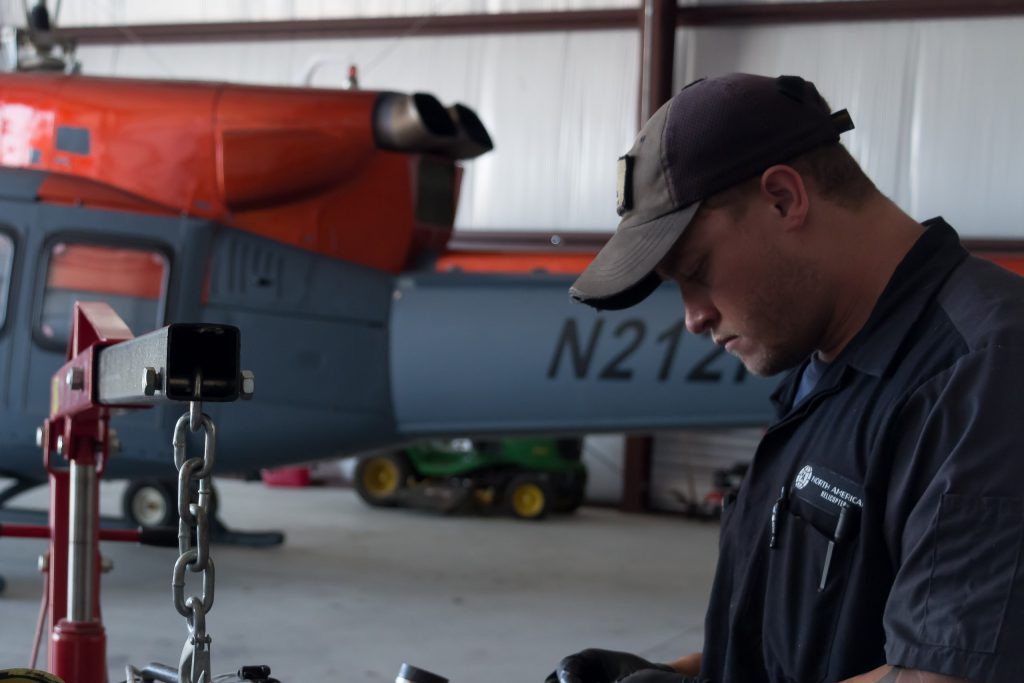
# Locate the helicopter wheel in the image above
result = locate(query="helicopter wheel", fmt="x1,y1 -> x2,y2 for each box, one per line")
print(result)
122,479 -> 219,528
122,479 -> 177,528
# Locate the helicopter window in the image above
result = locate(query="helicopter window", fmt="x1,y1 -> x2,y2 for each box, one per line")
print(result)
38,242 -> 168,346
0,232 -> 12,329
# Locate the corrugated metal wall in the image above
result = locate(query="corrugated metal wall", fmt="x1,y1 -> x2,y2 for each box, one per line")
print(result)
681,19 -> 1024,236
18,6 -> 1018,237
581,430 -> 763,513
650,429 -> 761,513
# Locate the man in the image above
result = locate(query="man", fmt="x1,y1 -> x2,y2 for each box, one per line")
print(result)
547,73 -> 1024,683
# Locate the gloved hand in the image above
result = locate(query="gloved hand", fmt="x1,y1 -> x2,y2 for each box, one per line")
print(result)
619,671 -> 701,683
544,648 -> 677,683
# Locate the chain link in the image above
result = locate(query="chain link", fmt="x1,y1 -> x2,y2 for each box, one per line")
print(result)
171,400 -> 217,683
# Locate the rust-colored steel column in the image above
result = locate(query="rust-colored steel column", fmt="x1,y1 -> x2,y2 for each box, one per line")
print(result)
638,0 -> 677,127
625,0 -> 675,513
622,434 -> 655,513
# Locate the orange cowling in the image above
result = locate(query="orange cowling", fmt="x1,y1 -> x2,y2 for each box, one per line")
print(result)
218,128 -> 372,210
0,72 -> 436,273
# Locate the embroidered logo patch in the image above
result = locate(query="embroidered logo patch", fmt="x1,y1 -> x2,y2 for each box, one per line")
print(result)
795,465 -> 813,490
793,463 -> 864,514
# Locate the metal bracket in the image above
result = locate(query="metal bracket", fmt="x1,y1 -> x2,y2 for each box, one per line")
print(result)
96,323 -> 243,405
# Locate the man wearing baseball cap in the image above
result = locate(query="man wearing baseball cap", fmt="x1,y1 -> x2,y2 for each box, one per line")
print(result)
548,74 -> 1024,683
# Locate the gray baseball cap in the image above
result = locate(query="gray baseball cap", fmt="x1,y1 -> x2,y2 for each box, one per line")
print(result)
570,73 -> 854,310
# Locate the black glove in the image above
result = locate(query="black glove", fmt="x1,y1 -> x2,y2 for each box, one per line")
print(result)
619,671 -> 701,683
544,648 -> 676,683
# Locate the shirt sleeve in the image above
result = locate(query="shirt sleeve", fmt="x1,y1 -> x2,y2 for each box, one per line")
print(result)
880,346 -> 1024,683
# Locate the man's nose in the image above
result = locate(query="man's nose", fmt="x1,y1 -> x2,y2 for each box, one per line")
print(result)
683,291 -> 718,335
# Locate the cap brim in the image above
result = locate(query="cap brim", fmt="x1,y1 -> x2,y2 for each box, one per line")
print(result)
569,202 -> 700,310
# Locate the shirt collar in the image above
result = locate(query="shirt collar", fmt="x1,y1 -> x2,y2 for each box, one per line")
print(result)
770,217 -> 967,413
838,217 -> 967,377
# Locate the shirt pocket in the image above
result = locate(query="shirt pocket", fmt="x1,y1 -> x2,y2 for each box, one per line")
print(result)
923,494 -> 1024,653
762,495 -> 860,683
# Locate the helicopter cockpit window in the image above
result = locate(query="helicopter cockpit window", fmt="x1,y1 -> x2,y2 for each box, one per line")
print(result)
0,232 -> 13,330
38,242 -> 168,346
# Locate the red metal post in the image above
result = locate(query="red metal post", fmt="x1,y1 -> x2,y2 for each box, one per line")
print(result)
46,463 -> 70,654
41,302 -> 134,683
0,302 -> 233,681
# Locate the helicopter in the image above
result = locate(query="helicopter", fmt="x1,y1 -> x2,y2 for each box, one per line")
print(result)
1,2 -> 1021,533
0,3 -> 781,531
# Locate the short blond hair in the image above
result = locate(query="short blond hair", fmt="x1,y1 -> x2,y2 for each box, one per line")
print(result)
700,143 -> 878,218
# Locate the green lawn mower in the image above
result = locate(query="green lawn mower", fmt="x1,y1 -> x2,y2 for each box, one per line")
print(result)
353,437 -> 587,520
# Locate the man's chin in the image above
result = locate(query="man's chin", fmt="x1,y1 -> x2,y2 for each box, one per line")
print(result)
737,350 -> 804,378
741,362 -> 781,378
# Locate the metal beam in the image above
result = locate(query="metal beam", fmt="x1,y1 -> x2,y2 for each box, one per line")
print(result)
639,0 -> 676,126
57,10 -> 639,45
676,0 -> 1024,26
445,232 -> 1024,255
54,2 -> 1024,46
96,323 -> 241,405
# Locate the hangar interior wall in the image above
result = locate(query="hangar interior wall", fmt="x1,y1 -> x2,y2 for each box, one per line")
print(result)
23,4 -> 1018,238
682,20 -> 1024,238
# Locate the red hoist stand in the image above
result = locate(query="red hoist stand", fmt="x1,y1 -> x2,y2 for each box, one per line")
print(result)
0,302 -> 245,683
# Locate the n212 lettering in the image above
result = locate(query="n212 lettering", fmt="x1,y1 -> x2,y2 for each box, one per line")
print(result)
546,318 -> 748,383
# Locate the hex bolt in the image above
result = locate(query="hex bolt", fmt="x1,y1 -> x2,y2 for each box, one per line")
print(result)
66,366 -> 84,391
240,370 -> 255,400
142,367 -> 162,397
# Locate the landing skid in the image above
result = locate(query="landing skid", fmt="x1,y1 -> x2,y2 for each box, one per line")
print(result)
209,516 -> 284,547
0,477 -> 45,508
0,506 -> 284,545
0,477 -> 284,595
120,477 -> 285,547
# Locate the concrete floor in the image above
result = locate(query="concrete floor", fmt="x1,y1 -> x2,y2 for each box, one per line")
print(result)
0,479 -> 720,682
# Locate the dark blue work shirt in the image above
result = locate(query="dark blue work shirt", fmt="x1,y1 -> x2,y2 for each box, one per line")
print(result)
794,353 -> 829,406
701,219 -> 1024,683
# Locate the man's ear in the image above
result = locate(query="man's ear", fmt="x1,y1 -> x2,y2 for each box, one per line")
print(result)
759,165 -> 809,228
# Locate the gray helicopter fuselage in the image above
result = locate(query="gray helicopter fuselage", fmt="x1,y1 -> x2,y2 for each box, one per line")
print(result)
0,168 -> 776,485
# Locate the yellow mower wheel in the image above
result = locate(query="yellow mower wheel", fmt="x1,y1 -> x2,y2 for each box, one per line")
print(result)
505,475 -> 551,520
354,452 -> 411,507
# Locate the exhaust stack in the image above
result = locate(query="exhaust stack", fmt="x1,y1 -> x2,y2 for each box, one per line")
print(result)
374,93 -> 493,160
374,92 -> 457,153
444,103 -> 493,159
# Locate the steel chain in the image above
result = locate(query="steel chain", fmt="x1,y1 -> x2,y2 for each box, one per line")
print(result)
171,400 -> 217,683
